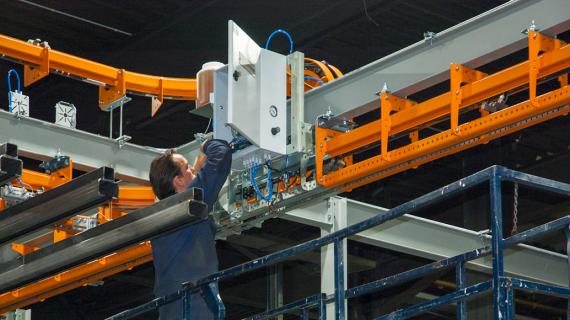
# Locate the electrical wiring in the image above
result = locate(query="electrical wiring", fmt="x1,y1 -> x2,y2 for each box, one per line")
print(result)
304,75 -> 324,84
7,68 -> 21,113
265,29 -> 294,54
250,162 -> 273,202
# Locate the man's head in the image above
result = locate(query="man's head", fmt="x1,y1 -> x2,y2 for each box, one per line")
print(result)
149,149 -> 197,200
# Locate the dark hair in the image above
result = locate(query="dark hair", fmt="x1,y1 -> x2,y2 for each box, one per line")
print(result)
149,149 -> 181,200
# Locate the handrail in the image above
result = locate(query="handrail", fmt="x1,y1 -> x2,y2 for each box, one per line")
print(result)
0,34 -> 197,114
108,166 -> 570,319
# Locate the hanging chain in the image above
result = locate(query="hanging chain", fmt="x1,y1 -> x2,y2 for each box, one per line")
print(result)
511,183 -> 519,235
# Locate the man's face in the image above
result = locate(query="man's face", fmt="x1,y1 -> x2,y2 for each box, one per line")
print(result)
172,154 -> 197,192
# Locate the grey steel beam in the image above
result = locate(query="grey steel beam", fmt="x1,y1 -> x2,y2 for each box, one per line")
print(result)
283,197 -> 568,287
303,0 -> 570,123
0,187 -> 206,293
0,167 -> 118,246
0,110 -> 204,183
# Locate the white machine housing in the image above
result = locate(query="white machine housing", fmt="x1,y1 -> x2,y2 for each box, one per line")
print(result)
222,21 -> 286,164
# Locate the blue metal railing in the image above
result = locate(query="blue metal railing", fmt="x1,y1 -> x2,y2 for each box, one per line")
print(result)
108,165 -> 570,319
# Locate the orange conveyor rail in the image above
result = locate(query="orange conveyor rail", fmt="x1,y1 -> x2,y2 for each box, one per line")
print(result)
0,164 -> 156,313
0,34 -> 197,115
316,31 -> 570,191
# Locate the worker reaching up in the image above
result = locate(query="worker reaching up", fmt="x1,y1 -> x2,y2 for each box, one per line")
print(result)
149,139 -> 232,320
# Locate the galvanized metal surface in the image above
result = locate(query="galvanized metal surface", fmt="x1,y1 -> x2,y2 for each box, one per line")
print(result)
287,198 -> 568,287
0,110 -> 205,184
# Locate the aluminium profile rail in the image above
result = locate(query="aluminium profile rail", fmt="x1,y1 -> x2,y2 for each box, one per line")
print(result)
0,167 -> 118,245
0,188 -> 206,293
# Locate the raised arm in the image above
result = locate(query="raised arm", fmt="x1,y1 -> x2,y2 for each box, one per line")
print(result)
189,139 -> 232,212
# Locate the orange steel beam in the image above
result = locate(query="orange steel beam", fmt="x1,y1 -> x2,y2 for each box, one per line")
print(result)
114,185 -> 155,209
316,31 -> 570,190
0,242 -> 152,313
0,176 -> 155,311
0,34 -> 197,114
339,88 -> 570,191
17,162 -> 73,191
323,35 -> 568,159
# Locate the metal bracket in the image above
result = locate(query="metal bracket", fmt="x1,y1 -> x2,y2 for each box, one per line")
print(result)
379,92 -> 417,161
99,69 -> 129,111
449,63 -> 487,135
24,41 -> 50,87
288,51 -> 306,154
39,154 -> 70,174
528,30 -> 563,107
115,135 -> 132,149
423,31 -> 437,45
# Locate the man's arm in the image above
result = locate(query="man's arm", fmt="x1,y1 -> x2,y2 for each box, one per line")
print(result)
190,139 -> 232,212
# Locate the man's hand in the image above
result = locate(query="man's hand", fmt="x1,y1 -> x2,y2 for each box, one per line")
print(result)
193,153 -> 207,172
200,140 -> 208,153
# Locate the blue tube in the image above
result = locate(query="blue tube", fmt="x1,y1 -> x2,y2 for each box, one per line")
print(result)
17,178 -> 26,189
7,68 -> 21,113
265,29 -> 294,54
304,75 -> 324,84
251,162 -> 273,202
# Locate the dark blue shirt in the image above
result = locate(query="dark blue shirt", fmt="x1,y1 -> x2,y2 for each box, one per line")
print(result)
151,139 -> 231,320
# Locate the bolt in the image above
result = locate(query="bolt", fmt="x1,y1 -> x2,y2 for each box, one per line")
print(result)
455,90 -> 460,95
233,70 -> 240,81
455,65 -> 459,71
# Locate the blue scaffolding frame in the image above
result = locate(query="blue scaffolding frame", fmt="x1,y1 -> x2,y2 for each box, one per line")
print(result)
108,165 -> 570,320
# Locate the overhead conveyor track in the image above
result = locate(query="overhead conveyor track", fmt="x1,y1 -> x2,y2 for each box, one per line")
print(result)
316,31 -> 570,190
0,166 -> 118,246
0,1 -> 569,316
0,188 -> 206,294
0,34 -> 197,114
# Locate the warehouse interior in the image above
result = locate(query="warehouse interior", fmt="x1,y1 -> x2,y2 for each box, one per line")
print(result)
1,0 -> 570,319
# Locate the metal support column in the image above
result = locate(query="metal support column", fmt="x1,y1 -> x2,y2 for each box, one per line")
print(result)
505,278 -> 515,319
456,261 -> 467,320
321,197 -> 347,320
490,172 -> 505,319
564,225 -> 570,320
333,238 -> 345,320
268,264 -> 284,320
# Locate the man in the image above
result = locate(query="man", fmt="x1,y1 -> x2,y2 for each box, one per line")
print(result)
149,139 -> 232,319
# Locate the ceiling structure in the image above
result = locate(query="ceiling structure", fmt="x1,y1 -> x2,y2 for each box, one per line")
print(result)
3,0 -> 570,319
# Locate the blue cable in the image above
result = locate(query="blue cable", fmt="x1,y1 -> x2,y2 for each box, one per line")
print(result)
250,162 -> 273,202
7,68 -> 21,113
304,75 -> 324,84
265,29 -> 294,54
17,178 -> 26,189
